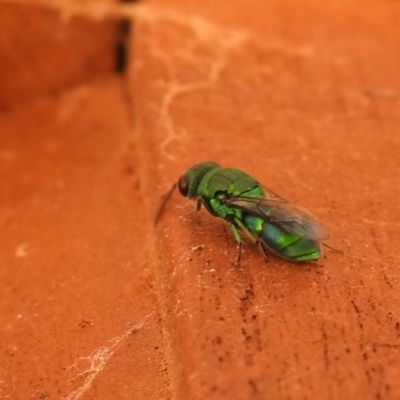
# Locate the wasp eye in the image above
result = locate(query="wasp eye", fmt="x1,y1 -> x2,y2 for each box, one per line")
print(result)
178,174 -> 189,197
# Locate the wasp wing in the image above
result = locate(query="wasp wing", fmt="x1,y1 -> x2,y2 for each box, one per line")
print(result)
224,185 -> 329,241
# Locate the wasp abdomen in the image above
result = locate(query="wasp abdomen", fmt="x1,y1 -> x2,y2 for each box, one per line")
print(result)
244,215 -> 321,262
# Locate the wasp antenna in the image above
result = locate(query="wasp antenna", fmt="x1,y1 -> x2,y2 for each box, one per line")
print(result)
154,183 -> 177,225
323,243 -> 343,254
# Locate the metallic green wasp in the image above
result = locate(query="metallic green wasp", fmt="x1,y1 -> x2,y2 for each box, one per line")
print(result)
156,161 -> 329,262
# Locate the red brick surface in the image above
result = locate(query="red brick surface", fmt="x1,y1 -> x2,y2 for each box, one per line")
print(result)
134,1 -> 400,399
2,1 -> 400,399
0,1 -> 117,108
0,78 -> 169,399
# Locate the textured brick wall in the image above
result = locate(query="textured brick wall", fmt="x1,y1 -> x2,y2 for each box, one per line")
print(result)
1,1 -> 400,399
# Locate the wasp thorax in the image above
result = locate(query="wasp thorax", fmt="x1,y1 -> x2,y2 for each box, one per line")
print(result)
178,174 -> 189,197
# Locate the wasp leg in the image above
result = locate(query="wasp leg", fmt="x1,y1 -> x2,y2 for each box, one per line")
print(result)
323,243 -> 343,254
233,217 -> 269,262
230,224 -> 243,265
255,240 -> 269,262
182,199 -> 203,218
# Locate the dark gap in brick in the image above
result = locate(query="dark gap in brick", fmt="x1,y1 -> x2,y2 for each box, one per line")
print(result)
115,0 -> 139,73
